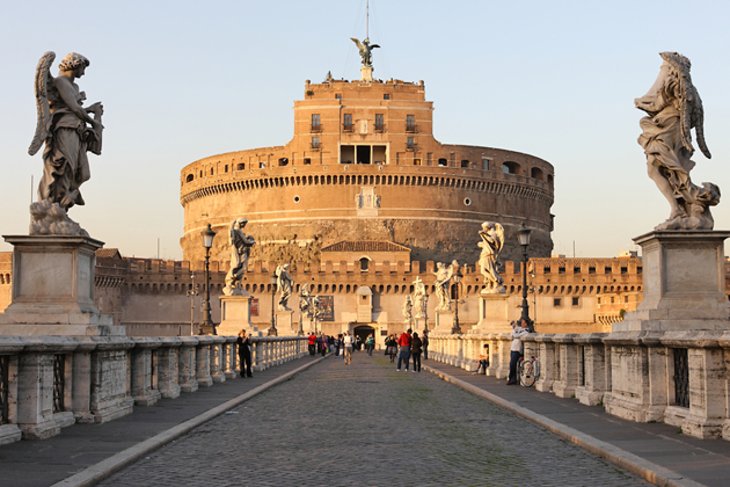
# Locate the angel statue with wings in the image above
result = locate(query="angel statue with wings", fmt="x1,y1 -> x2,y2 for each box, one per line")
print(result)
28,52 -> 103,235
636,52 -> 720,230
350,37 -> 380,67
478,222 -> 506,294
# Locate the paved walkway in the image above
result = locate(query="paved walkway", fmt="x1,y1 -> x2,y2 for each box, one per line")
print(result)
0,352 -> 728,486
98,353 -> 647,487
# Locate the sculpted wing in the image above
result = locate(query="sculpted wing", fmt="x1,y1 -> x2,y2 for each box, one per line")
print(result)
350,37 -> 364,51
28,51 -> 56,156
494,223 -> 505,253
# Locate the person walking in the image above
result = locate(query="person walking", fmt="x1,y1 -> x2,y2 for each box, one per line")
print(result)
411,332 -> 423,372
365,334 -> 375,356
307,332 -> 317,356
237,329 -> 253,378
507,320 -> 529,385
343,331 -> 353,365
422,330 -> 429,360
396,329 -> 412,371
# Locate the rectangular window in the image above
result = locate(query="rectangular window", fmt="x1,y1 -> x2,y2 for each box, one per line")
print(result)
605,266 -> 612,274
335,94 -> 342,100
620,267 -> 628,274
573,266 -> 581,274
461,160 -> 470,168
588,266 -> 596,274
414,158 -> 422,166
343,113 -> 353,131
553,298 -> 562,307
303,158 -> 311,165
637,266 -> 643,274
624,295 -> 629,303
406,136 -> 415,149
258,161 -> 266,169
558,266 -> 566,274
311,136 -> 320,148
437,158 -> 448,167
610,296 -> 615,304
375,113 -> 384,131
311,113 -> 321,131
406,114 -> 416,132
482,157 -> 490,170
383,93 -> 391,100
572,297 -> 580,306
597,297 -> 602,304
543,266 -> 551,274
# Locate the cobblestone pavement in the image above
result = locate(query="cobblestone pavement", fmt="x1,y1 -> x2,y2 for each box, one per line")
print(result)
100,352 -> 651,487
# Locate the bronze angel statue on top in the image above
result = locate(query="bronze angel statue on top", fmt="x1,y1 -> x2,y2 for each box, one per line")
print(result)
635,52 -> 719,230
350,37 -> 380,67
28,51 -> 104,235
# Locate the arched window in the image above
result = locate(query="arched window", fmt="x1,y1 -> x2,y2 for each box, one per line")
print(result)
359,257 -> 370,272
185,174 -> 194,183
530,167 -> 544,180
502,161 -> 520,175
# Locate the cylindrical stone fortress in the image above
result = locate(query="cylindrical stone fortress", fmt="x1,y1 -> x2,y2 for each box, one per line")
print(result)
180,77 -> 554,266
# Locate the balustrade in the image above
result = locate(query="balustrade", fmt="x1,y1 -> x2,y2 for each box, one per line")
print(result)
426,330 -> 730,441
0,335 -> 307,445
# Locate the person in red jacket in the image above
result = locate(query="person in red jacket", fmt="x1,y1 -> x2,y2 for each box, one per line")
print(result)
396,328 -> 412,371
307,332 -> 317,356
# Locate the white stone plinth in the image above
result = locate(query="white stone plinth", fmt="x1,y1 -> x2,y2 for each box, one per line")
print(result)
433,311 -> 454,334
0,235 -> 120,336
471,292 -> 511,333
276,310 -> 294,335
217,293 -> 252,336
613,230 -> 730,332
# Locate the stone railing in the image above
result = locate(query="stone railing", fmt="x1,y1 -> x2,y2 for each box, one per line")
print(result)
0,335 -> 307,445
427,331 -> 730,441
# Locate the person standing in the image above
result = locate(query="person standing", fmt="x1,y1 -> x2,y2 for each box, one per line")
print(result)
396,329 -> 412,371
365,334 -> 375,356
237,329 -> 253,378
422,330 -> 429,361
411,332 -> 423,372
507,320 -> 528,385
385,334 -> 397,363
343,331 -> 353,365
307,332 -> 317,356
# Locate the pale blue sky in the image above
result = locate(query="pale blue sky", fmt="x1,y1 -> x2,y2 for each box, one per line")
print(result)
1,1 -> 728,259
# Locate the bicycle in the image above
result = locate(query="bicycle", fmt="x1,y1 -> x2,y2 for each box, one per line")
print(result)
518,354 -> 540,387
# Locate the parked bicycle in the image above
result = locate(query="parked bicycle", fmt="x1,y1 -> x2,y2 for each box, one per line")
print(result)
518,354 -> 540,387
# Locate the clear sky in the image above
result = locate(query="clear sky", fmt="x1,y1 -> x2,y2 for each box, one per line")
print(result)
1,1 -> 728,259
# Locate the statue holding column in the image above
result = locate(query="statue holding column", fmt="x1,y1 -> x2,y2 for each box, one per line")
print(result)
636,52 -> 719,230
223,218 -> 255,296
478,221 -> 506,293
29,51 -> 104,236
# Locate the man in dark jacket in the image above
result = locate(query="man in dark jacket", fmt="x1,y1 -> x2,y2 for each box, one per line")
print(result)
237,329 -> 253,378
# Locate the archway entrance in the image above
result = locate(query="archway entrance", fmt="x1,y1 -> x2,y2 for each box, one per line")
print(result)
353,325 -> 375,351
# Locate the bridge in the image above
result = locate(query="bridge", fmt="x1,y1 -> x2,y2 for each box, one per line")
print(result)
1,341 -> 729,487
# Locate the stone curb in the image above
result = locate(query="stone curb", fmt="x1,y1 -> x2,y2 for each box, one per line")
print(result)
424,365 -> 706,487
51,356 -> 327,487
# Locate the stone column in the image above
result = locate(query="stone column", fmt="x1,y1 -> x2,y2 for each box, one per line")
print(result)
495,334 -> 511,380
210,336 -> 226,384
178,337 -> 199,393
157,337 -> 182,399
130,338 -> 161,406
575,334 -> 609,406
195,336 -> 214,387
0,337 -> 23,445
89,337 -> 134,423
535,335 -> 556,393
552,334 -> 580,399
223,337 -> 237,379
71,338 -> 97,423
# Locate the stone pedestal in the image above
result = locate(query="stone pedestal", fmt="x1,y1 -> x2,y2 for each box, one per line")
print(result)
433,311 -> 453,334
614,230 -> 730,332
471,292 -> 511,334
605,230 -> 730,425
276,310 -> 294,335
217,293 -> 252,336
0,235 -> 121,336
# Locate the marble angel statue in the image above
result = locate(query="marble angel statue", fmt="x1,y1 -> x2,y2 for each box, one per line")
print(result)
478,221 -> 506,293
276,263 -> 293,311
223,218 -> 256,296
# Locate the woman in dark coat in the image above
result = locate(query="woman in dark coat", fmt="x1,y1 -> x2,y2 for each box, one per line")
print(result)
237,329 -> 253,378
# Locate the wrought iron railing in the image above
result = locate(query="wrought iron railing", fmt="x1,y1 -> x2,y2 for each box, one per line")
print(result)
0,356 -> 8,424
673,348 -> 690,408
53,354 -> 65,413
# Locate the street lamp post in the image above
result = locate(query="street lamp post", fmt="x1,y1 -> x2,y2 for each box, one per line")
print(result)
518,223 -> 533,327
451,268 -> 463,334
200,224 -> 217,335
185,273 -> 199,336
268,271 -> 278,336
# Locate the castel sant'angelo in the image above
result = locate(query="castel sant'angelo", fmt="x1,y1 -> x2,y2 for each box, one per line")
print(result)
179,47 -> 555,267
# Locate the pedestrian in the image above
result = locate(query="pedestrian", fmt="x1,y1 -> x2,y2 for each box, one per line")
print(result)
474,343 -> 490,375
355,335 -> 362,351
237,329 -> 253,378
319,333 -> 328,357
411,332 -> 423,372
422,330 -> 429,360
385,334 -> 397,362
365,334 -> 375,356
396,328 -> 412,371
507,320 -> 528,385
343,331 -> 353,365
335,334 -> 343,356
307,332 -> 317,356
